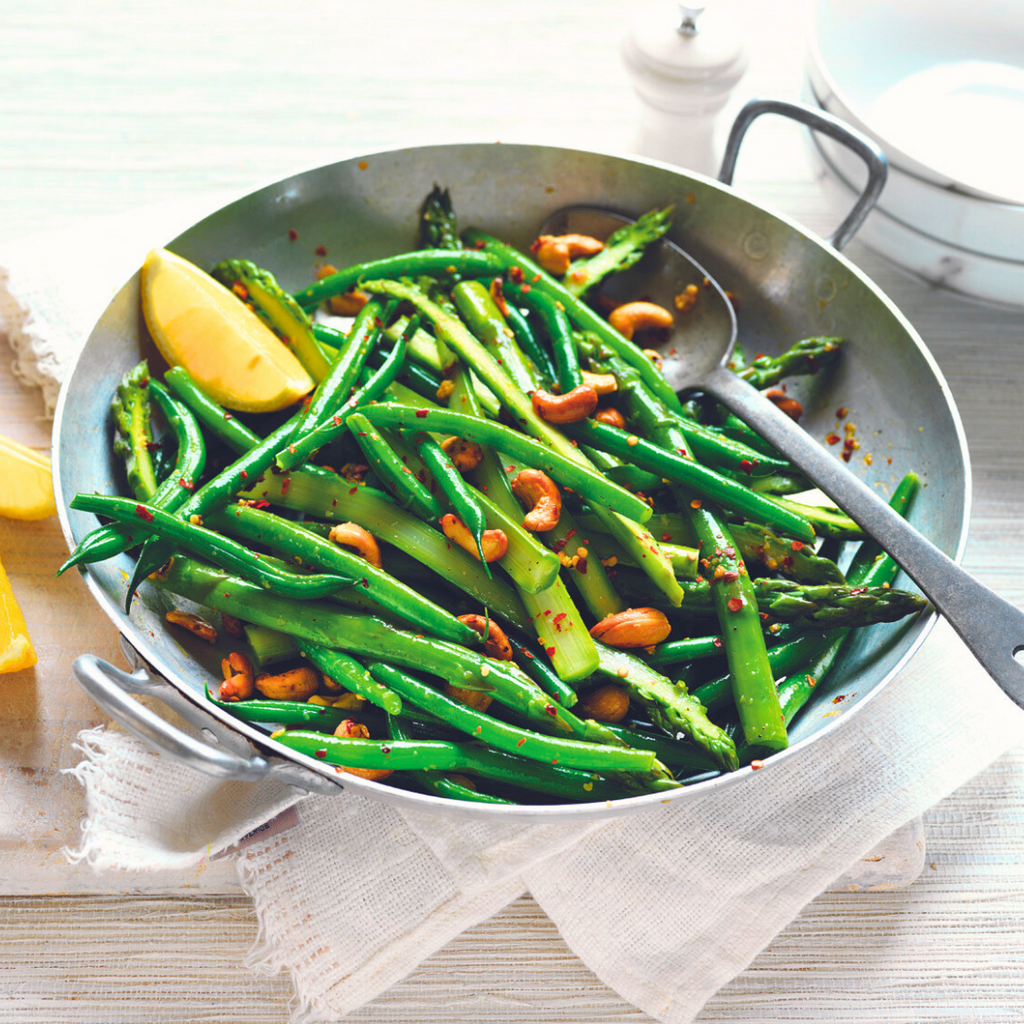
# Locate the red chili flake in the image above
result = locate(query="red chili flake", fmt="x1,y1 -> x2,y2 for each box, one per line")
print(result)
516,737 -> 526,747
521,283 -> 532,293
240,470 -> 248,480
712,636 -> 724,648
415,409 -> 429,418
546,646 -> 556,657
750,759 -> 764,770
791,541 -> 805,551
721,570 -> 739,583
178,477 -> 194,490
565,528 -> 577,543
223,412 -> 233,420
545,703 -> 558,716
553,612 -> 567,628
380,745 -> 391,755
832,694 -> 846,704
279,477 -> 291,496
807,675 -> 817,688
361,578 -> 370,589
826,433 -> 841,446
135,504 -> 154,522
727,597 -> 744,612
315,245 -> 327,257
314,748 -> 327,759
509,265 -> 524,284
835,406 -> 848,418
521,649 -> 535,660
850,587 -> 867,595
661,532 -> 672,542
288,229 -> 299,241
690,499 -> 702,509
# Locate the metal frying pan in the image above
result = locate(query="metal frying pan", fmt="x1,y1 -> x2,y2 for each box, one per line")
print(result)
55,101 -> 970,821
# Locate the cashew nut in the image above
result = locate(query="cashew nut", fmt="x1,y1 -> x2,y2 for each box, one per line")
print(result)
457,613 -> 515,662
511,469 -> 562,532
328,521 -> 382,569
608,301 -> 674,341
577,683 -> 631,723
165,609 -> 217,643
328,289 -> 371,316
581,370 -> 618,395
530,233 -> 604,276
440,514 -> 508,562
531,385 -> 599,424
441,435 -> 484,473
445,682 -> 494,714
589,607 -> 671,648
594,406 -> 627,429
219,651 -> 255,702
332,718 -> 393,781
255,666 -> 320,701
765,388 -> 803,422
220,612 -> 245,638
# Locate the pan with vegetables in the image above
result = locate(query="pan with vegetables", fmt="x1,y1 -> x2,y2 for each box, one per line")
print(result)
56,101 -> 975,820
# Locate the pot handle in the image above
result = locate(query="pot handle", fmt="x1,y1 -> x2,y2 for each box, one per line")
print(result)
73,652 -> 272,782
718,98 -> 887,251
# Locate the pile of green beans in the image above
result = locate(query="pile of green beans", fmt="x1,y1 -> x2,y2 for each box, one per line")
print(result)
63,194 -> 930,806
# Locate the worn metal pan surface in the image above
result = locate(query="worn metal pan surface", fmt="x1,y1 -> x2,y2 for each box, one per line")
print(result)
53,135 -> 970,821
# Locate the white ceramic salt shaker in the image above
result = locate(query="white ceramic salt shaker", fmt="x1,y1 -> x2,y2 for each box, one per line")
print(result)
622,1 -> 748,175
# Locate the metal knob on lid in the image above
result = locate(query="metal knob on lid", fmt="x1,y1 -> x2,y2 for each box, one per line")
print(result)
622,1 -> 749,174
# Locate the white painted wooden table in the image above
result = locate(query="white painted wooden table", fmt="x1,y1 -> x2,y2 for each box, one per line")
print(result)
1,2 -> 1023,1020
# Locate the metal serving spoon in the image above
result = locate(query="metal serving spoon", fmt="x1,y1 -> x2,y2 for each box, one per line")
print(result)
540,207 -> 1024,708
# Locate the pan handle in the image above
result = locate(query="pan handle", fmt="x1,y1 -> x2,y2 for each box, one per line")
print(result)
73,652 -> 272,782
718,98 -> 887,251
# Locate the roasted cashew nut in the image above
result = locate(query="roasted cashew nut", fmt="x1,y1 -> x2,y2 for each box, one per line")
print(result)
581,370 -> 618,395
608,301 -> 674,341
765,388 -> 804,422
165,609 -> 217,643
440,513 -> 508,563
456,613 -> 515,662
511,469 -> 562,532
333,718 -> 394,780
577,683 -> 631,723
531,385 -> 599,425
219,651 -> 255,702
327,289 -> 371,316
328,521 -> 383,569
254,666 -> 320,701
594,406 -> 626,429
441,435 -> 484,473
589,607 -> 671,648
530,233 -> 604,276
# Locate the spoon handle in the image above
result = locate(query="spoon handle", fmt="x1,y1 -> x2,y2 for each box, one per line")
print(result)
702,366 -> 1024,705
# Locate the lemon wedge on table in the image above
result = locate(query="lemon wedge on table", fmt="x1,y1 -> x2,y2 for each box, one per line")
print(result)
141,248 -> 314,413
0,435 -> 56,521
0,554 -> 36,673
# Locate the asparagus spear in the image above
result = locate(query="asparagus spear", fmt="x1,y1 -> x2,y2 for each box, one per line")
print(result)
562,206 -> 674,298
739,337 -> 845,390
111,360 -> 158,500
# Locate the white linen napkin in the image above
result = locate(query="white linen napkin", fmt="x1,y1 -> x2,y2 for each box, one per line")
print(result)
5,206 -> 1024,1024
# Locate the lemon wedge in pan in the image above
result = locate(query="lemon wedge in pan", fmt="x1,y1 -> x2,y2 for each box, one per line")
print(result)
141,248 -> 314,413
0,435 -> 56,521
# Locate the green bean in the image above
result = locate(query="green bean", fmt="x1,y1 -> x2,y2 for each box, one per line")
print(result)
508,636 -> 579,709
503,301 -> 556,385
275,314 -> 419,472
59,380 -> 207,574
385,714 -> 517,804
354,403 -> 652,524
295,639 -> 403,714
164,366 -> 262,453
647,634 -> 727,668
206,503 -> 476,645
207,693 -> 355,731
71,494 -> 356,599
294,249 -> 505,310
240,467 -> 526,622
565,418 -> 815,542
347,413 -> 444,521
364,660 -> 657,774
284,299 -> 385,446
501,279 -> 581,392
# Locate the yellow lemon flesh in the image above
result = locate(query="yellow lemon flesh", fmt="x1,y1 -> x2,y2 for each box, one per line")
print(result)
0,436 -> 56,521
141,248 -> 314,413
0,554 -> 37,673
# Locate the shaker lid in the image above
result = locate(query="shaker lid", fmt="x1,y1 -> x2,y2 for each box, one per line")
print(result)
625,2 -> 748,85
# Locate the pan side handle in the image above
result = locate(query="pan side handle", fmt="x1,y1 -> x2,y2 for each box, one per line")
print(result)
718,98 -> 887,251
73,652 -> 273,782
